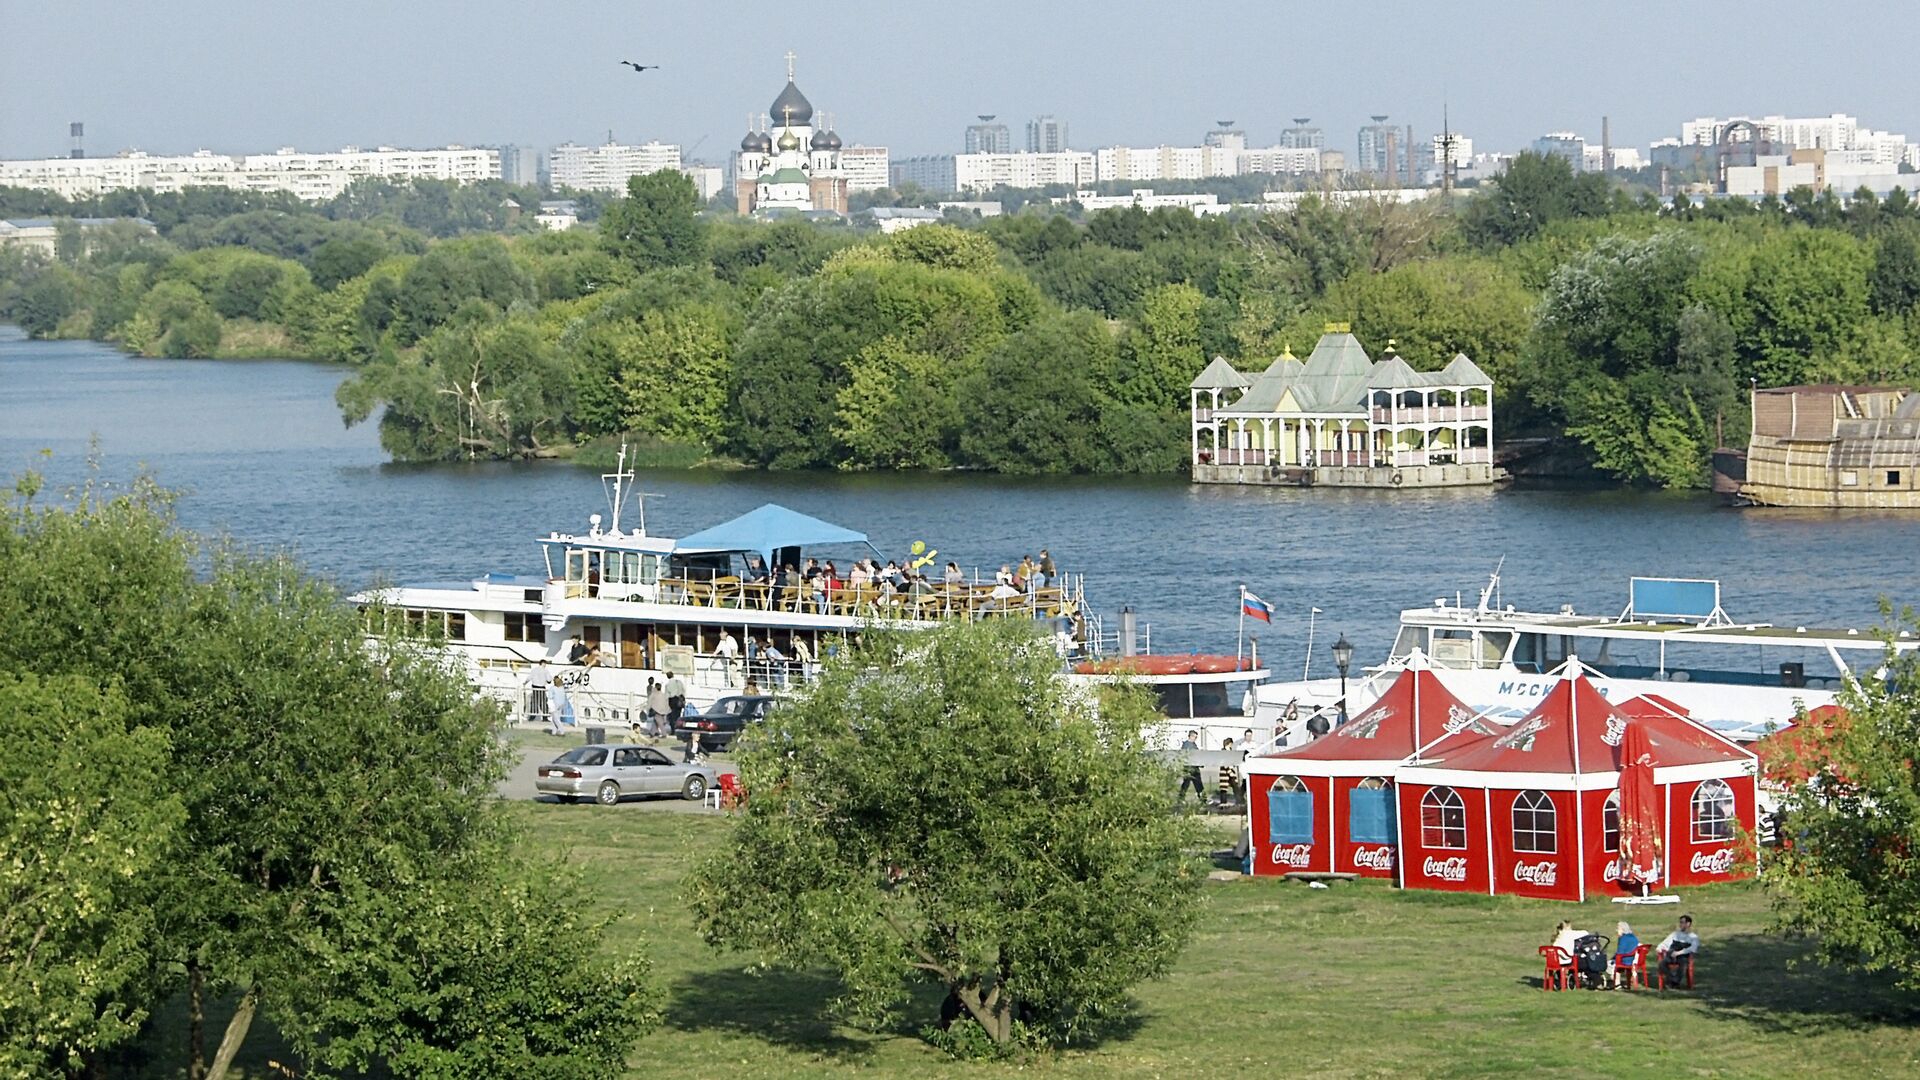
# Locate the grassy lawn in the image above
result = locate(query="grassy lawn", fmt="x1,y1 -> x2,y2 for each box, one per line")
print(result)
134,803 -> 1920,1078
529,804 -> 1920,1079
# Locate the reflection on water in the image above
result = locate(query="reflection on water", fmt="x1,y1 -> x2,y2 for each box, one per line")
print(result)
4,326 -> 1918,666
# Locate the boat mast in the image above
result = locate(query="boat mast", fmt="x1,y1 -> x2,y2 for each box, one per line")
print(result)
603,443 -> 642,535
1476,556 -> 1505,614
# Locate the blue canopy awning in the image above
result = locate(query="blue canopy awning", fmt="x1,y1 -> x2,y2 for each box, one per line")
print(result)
673,503 -> 869,558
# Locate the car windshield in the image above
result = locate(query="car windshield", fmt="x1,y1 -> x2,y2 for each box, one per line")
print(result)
709,698 -> 748,716
557,747 -> 606,766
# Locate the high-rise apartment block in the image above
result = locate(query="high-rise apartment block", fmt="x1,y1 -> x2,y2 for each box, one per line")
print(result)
1027,115 -> 1069,153
0,144 -> 500,201
964,117 -> 1012,154
549,141 -> 682,193
1280,120 -> 1324,151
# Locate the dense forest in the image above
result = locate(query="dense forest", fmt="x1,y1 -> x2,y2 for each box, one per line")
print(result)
4,156 -> 1919,486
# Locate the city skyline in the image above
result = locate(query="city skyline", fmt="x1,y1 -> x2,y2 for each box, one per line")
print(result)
4,1 -> 1918,164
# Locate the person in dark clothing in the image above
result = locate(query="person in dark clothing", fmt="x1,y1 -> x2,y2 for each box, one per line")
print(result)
1177,730 -> 1206,803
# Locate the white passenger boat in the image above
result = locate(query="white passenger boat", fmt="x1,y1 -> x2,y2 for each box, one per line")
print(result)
1252,573 -> 1915,742
357,450 -> 1269,733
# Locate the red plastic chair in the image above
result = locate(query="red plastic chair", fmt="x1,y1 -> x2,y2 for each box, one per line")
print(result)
1657,950 -> 1695,991
1616,944 -> 1652,990
717,772 -> 744,810
1538,946 -> 1577,991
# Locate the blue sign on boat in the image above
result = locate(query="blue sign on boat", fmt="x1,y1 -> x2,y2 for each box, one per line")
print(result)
1627,577 -> 1722,622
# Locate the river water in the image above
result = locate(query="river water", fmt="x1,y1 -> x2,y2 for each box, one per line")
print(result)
3,327 -> 1917,671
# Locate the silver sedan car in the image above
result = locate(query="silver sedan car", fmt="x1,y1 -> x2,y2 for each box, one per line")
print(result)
534,743 -> 719,805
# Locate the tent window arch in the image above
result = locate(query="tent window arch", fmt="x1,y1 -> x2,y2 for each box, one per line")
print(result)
1349,776 -> 1395,845
1691,779 -> 1735,841
1269,775 -> 1313,845
1602,790 -> 1620,853
1512,789 -> 1557,854
1420,786 -> 1467,850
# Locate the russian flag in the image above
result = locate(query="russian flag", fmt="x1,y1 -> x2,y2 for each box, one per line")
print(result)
1242,590 -> 1273,623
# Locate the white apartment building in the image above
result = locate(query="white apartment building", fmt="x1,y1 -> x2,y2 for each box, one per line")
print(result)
1236,147 -> 1323,176
1677,113 -> 1919,168
839,145 -> 890,192
0,145 -> 501,201
1066,189 -> 1226,214
953,151 -> 1097,192
548,141 -> 682,194
1095,145 -> 1238,182
680,165 -> 727,202
1581,145 -> 1644,171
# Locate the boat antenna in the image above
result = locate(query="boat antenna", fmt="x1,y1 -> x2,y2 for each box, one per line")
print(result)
1477,556 -> 1505,613
602,443 -> 658,536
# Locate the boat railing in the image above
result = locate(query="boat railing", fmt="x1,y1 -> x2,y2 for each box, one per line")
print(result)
614,572 -> 1086,623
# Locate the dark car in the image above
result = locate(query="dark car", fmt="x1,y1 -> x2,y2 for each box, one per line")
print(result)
675,694 -> 776,752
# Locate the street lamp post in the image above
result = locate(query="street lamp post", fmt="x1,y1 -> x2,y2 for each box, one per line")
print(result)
1331,633 -> 1354,726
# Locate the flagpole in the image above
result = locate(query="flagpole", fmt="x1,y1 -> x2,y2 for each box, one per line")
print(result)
1303,606 -> 1319,682
1237,584 -> 1246,665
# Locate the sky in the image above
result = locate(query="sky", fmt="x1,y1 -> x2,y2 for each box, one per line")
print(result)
4,1 -> 1917,163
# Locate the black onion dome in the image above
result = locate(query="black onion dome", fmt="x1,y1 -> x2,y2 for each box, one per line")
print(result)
810,129 -> 833,150
769,80 -> 813,127
741,130 -> 772,152
824,130 -> 842,150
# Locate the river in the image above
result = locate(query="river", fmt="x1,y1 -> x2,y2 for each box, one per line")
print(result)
3,326 -> 1918,671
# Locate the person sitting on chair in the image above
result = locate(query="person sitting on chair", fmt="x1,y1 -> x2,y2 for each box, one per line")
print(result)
1550,919 -> 1585,958
1610,921 -> 1641,988
1656,914 -> 1700,985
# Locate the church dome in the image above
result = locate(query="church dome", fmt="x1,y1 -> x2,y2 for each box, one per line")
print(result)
770,80 -> 814,127
824,130 -> 842,150
776,129 -> 802,152
741,130 -> 772,152
810,129 -> 833,150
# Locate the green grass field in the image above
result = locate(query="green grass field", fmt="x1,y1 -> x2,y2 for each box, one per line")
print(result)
144,803 -> 1920,1078
534,805 -> 1920,1080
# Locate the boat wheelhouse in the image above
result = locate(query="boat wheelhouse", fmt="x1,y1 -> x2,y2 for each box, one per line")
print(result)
1252,574 -> 1916,743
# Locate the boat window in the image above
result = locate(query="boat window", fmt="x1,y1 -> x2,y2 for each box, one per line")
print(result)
1153,684 -> 1195,719
1477,631 -> 1513,667
1190,683 -> 1230,717
445,613 -> 466,641
1430,628 -> 1474,668
565,549 -> 588,582
1513,633 -> 1544,673
505,612 -> 546,643
1389,625 -> 1422,660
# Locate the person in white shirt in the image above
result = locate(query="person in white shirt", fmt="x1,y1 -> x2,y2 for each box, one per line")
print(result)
525,661 -> 554,727
714,629 -> 740,686
1550,920 -> 1586,957
1656,914 -> 1701,984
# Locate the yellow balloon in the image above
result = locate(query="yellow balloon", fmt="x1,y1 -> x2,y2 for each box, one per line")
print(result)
910,540 -> 926,555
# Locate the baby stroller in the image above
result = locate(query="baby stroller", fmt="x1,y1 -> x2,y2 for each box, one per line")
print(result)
1572,934 -> 1611,989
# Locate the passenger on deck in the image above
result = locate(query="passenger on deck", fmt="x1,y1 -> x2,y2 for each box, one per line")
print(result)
715,629 -> 740,686
995,565 -> 1014,587
1038,549 -> 1056,588
568,636 -> 600,668
945,561 -> 964,586
849,560 -> 872,589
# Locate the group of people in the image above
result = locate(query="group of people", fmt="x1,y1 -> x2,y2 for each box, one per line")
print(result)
1176,728 -> 1264,809
990,550 -> 1059,592
1550,914 -> 1701,989
712,628 -> 813,690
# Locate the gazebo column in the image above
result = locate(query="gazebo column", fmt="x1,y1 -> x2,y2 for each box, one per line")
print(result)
1262,418 -> 1275,465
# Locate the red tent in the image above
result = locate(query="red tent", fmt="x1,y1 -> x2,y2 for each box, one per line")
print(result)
1245,666 -> 1483,879
1393,674 -> 1759,901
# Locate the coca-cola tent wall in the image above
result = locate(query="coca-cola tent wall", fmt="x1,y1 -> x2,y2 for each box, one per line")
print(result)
1393,674 -> 1759,901
1244,665 -> 1485,879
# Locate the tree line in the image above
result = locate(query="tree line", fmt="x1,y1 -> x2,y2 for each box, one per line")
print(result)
5,156 -> 1920,485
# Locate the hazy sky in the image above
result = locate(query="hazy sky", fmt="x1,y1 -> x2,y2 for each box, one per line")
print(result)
4,1 -> 1916,163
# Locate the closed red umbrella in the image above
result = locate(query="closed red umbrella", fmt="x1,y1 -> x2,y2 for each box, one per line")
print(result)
1616,720 -> 1662,891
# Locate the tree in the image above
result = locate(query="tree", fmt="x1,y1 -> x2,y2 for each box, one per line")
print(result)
600,170 -> 706,273
1761,617 -> 1920,988
392,235 -> 533,344
0,673 -> 182,1077
1463,151 -> 1613,247
958,310 -> 1116,473
1869,221 -> 1920,316
7,266 -> 83,338
690,619 -> 1204,1053
0,479 -> 656,1078
833,336 -> 959,469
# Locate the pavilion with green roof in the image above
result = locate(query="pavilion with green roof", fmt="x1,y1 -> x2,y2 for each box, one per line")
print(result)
1189,327 -> 1496,489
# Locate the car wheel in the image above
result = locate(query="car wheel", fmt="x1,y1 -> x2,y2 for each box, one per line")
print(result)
683,775 -> 707,802
597,781 -> 621,806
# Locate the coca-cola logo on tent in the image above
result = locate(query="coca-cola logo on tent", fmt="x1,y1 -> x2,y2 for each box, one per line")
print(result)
1690,849 -> 1735,875
1422,856 -> 1468,881
1352,846 -> 1394,871
1602,860 -> 1620,883
1513,860 -> 1559,886
1443,704 -> 1476,734
1271,844 -> 1312,867
1601,714 -> 1626,746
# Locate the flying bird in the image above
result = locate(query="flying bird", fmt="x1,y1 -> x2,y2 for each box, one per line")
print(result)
620,61 -> 659,72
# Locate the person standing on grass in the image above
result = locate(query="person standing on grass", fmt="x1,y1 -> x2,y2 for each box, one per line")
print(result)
1177,730 -> 1206,803
1217,737 -> 1240,805
664,671 -> 687,732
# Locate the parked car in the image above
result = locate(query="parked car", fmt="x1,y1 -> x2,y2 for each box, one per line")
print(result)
534,743 -> 718,805
674,694 -> 776,752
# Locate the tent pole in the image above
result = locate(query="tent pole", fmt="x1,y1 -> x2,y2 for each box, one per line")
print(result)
1393,782 -> 1405,890
1484,787 -> 1495,897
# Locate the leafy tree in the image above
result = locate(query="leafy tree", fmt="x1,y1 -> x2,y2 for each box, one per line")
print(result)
392,235 -> 533,344
1741,228 -> 1872,386
958,310 -> 1117,473
1869,221 -> 1920,316
309,228 -> 393,289
1463,151 -> 1614,247
833,336 -> 960,469
690,619 -> 1204,1052
339,308 -> 575,460
1761,617 -> 1920,988
1112,283 -> 1207,407
6,265 -> 84,337
613,304 -> 733,449
0,479 -> 656,1078
600,169 -> 706,273
882,223 -> 1001,274
0,673 -> 182,1077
